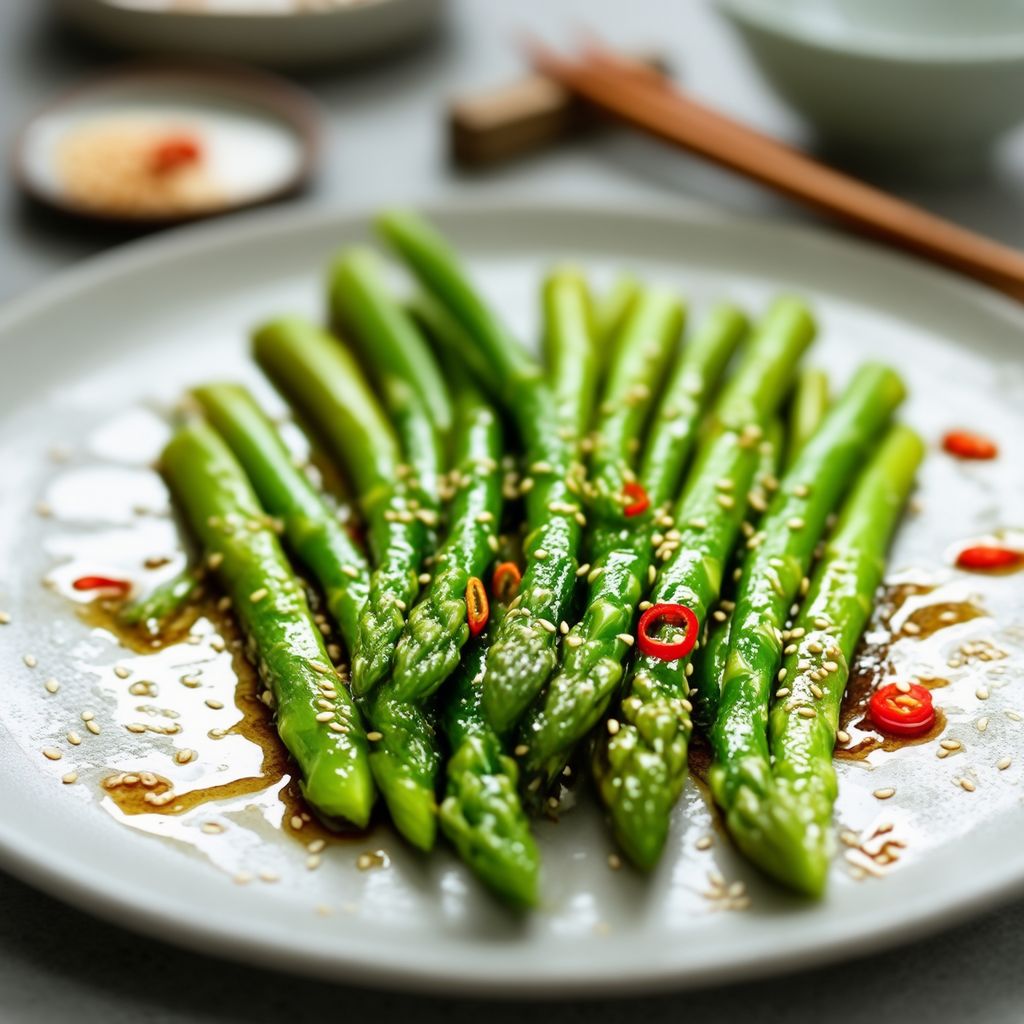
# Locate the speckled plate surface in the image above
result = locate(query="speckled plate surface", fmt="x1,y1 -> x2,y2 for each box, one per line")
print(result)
0,200 -> 1021,996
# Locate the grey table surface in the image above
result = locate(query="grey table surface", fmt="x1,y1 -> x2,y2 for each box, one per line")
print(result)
2,1 -> 1024,1021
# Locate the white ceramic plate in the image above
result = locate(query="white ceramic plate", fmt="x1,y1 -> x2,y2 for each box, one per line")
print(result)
0,200 -> 1022,996
57,0 -> 445,69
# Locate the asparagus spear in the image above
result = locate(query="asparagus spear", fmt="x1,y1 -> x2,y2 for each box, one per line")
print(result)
439,606 -> 540,907
332,248 -> 452,433
690,416 -> 784,734
378,210 -> 591,735
543,268 -> 599,443
390,372 -> 504,700
592,297 -> 815,869
253,317 -> 428,695
193,383 -> 370,654
786,368 -> 830,469
161,421 -> 374,826
118,567 -> 198,634
586,286 -> 684,518
736,424 -> 924,895
594,274 -> 640,360
709,364 -> 907,853
521,298 -> 745,787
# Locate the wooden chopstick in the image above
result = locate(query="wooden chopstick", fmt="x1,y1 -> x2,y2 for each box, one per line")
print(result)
527,39 -> 1024,303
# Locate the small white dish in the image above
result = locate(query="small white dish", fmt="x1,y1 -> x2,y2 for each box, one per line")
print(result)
716,0 -> 1024,170
57,0 -> 445,69
16,64 -> 319,223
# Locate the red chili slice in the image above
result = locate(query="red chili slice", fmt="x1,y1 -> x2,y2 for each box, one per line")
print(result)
869,682 -> 935,737
623,481 -> 650,517
942,430 -> 998,460
150,134 -> 203,176
465,576 -> 489,636
72,575 -> 132,596
637,603 -> 700,661
955,545 -> 1022,572
491,562 -> 522,604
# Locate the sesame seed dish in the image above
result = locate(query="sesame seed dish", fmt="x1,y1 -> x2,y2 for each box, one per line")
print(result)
0,202 -> 1022,993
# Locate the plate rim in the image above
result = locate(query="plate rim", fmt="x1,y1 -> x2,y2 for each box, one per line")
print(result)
1,195 -> 1023,997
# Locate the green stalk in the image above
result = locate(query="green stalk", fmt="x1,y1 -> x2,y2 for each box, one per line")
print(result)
709,364 -> 907,870
744,425 -> 924,894
439,606 -> 540,907
786,368 -> 830,469
390,374 -> 504,699
378,210 -> 589,736
253,317 -> 428,695
118,567 -> 198,634
592,297 -> 815,869
161,421 -> 374,827
193,383 -> 370,654
520,299 -> 746,788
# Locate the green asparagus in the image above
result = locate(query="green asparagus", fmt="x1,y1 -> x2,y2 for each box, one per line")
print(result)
378,210 -> 590,735
161,421 -> 375,826
521,299 -> 746,787
786,367 -> 830,469
743,425 -> 924,894
390,372 -> 504,699
439,607 -> 540,907
690,416 -> 784,733
253,317 -> 428,695
593,297 -> 815,869
118,567 -> 198,634
709,364 -> 907,876
193,383 -> 370,654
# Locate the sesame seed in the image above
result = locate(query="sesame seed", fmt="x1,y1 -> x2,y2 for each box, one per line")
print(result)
976,686 -> 990,700
249,588 -> 268,603
513,744 -> 528,756
695,835 -> 713,851
418,573 -> 431,585
537,618 -> 557,634
315,711 -> 334,722
998,756 -> 1012,770
559,621 -> 569,635
306,855 -> 322,871
258,871 -> 279,883
775,687 -> 791,699
588,567 -> 605,584
23,655 -> 37,669
895,680 -> 911,693
873,787 -> 896,800
575,563 -> 591,577
487,534 -> 499,552
342,565 -> 361,579
86,721 -> 101,736
61,771 -> 78,784
366,731 -> 383,742
823,660 -> 839,673
126,723 -> 147,734
114,664 -> 131,680
810,684 -> 824,700
836,730 -> 850,744
608,854 -> 622,870
902,620 -> 921,635
940,739 -> 961,751
977,717 -> 990,732
174,748 -> 197,765
519,477 -> 535,494
42,747 -> 62,761
534,549 -> 549,561
565,635 -> 582,648
716,494 -> 735,509
787,517 -> 805,530
607,719 -> 620,736
44,678 -> 60,694
616,633 -> 634,647
797,707 -> 816,719
207,552 -> 224,570
958,778 -> 976,793
309,660 -> 331,675
777,667 -> 788,682
67,731 -> 81,746
204,698 -> 224,710
648,566 -> 657,585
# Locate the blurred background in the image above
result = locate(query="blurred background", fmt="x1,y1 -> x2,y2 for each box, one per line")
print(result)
2,1 -> 1024,1022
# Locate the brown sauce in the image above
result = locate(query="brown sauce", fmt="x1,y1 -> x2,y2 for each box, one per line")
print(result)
84,594 -> 363,848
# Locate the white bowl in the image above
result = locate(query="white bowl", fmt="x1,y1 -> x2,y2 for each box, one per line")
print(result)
57,0 -> 445,70
716,0 -> 1024,170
